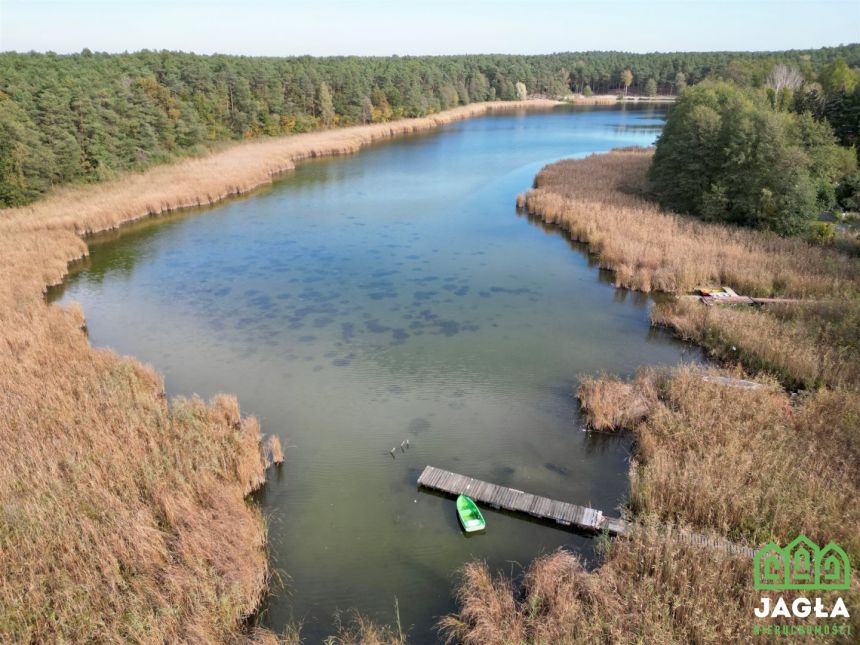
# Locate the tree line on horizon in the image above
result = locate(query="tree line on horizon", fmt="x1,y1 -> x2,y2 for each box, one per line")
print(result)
1,45 -> 858,207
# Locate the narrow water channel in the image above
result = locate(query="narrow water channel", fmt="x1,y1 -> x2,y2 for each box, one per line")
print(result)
53,105 -> 701,641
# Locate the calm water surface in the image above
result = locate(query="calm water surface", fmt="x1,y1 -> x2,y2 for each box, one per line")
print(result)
54,105 -> 700,642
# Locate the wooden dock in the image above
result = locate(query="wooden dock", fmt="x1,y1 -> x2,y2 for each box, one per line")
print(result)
701,295 -> 805,306
417,465 -> 756,558
418,465 -> 619,533
682,287 -> 806,307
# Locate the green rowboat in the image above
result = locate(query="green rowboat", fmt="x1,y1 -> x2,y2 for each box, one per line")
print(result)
456,495 -> 486,532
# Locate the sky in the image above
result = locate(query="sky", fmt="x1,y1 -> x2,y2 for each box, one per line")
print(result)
1,0 -> 858,56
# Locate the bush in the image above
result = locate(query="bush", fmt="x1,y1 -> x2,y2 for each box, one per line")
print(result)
808,221 -> 836,244
837,171 -> 860,211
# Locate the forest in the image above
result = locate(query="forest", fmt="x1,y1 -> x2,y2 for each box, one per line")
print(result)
1,45 -> 858,206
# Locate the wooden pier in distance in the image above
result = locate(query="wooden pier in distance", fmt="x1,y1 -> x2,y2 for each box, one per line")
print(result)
417,465 -> 755,558
681,286 -> 805,307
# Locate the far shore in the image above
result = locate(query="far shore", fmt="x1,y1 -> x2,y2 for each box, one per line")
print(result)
561,93 -> 677,104
1,99 -> 561,243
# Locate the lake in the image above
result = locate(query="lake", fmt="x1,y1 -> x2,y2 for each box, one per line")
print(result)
52,104 -> 701,641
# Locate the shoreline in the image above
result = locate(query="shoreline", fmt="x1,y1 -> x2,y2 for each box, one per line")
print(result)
7,103 -> 856,641
521,150 -> 860,389
5,99 -> 563,298
560,93 -> 677,105
2,99 -> 560,236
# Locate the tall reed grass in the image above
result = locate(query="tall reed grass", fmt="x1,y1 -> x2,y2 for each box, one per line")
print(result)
525,150 -> 860,298
445,367 -> 860,643
652,298 -> 860,388
577,370 -> 657,430
441,526 -> 768,644
526,149 -> 860,389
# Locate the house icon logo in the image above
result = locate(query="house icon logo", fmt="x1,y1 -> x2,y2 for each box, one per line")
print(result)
754,534 -> 851,591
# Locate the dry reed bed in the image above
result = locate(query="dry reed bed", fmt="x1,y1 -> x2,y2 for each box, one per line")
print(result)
525,149 -> 860,389
577,370 -> 657,431
614,367 -> 858,556
652,297 -> 860,388
441,528 -> 760,644
0,299 -> 276,641
444,367 -> 860,643
0,100 -> 556,642
525,149 -> 860,298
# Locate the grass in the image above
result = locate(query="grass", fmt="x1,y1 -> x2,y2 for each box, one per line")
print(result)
625,367 -> 859,554
653,297 -> 860,389
0,337 -> 274,641
0,101 -> 558,641
0,252 -> 284,639
444,151 -> 860,643
324,603 -> 406,645
525,148 -> 860,390
577,370 -> 657,431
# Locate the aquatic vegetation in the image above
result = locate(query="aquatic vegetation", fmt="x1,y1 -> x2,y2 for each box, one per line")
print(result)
440,528 -> 758,644
577,370 -> 657,431
444,366 -> 860,642
651,297 -> 860,389
0,323 -> 277,641
525,149 -> 860,297
526,148 -> 860,391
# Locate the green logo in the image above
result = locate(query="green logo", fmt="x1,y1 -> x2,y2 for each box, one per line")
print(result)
754,535 -> 851,590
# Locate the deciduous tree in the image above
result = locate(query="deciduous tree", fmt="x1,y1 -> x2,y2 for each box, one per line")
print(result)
621,69 -> 633,96
515,81 -> 527,100
644,78 -> 657,97
649,81 -> 856,235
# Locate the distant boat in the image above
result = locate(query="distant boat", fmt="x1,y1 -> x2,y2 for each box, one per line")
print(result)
456,495 -> 486,533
